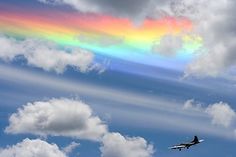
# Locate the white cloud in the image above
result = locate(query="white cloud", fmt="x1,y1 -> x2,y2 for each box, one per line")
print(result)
5,98 -> 108,141
36,0 -> 236,77
100,132 -> 154,157
3,95 -> 154,156
172,0 -> 236,77
37,0 -> 159,22
0,35 -> 21,60
183,99 -> 203,111
206,102 -> 236,128
184,40 -> 236,78
1,64 -> 234,139
183,99 -> 236,128
38,0 -> 103,13
0,138 -> 67,157
0,35 -> 94,73
1,64 -> 236,139
152,35 -> 183,57
62,141 -> 80,154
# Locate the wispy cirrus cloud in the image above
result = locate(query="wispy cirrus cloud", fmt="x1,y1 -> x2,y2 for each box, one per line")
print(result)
1,65 -> 235,139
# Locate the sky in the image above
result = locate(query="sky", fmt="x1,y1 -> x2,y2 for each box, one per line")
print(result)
0,0 -> 236,157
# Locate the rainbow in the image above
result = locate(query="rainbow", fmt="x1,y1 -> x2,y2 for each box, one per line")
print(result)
0,3 -> 202,69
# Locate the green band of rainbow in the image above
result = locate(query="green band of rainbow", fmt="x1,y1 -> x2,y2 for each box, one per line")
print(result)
0,4 -> 203,69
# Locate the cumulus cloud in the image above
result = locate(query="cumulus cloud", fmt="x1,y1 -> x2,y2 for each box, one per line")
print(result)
206,102 -> 236,128
0,35 -> 94,73
100,132 -> 154,157
4,97 -> 155,156
171,0 -> 236,77
152,35 -> 183,56
183,99 -> 236,128
0,138 -> 67,157
5,98 -> 107,141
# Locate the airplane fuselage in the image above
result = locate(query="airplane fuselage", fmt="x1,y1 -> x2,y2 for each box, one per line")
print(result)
169,136 -> 204,151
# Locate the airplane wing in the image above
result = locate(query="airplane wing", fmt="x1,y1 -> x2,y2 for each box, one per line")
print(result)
168,144 -> 186,149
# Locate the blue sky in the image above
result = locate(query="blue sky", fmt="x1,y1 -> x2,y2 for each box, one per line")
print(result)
1,1 -> 236,157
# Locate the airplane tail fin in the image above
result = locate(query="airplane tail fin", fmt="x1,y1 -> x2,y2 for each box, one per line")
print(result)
192,136 -> 199,143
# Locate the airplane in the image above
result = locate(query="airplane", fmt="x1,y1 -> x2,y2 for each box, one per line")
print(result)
169,136 -> 204,151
